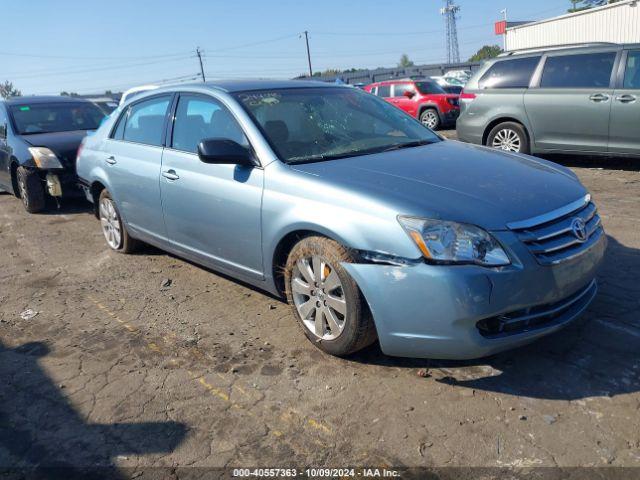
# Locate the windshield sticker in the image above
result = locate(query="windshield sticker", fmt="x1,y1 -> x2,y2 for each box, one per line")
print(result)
239,92 -> 281,107
19,106 -> 31,111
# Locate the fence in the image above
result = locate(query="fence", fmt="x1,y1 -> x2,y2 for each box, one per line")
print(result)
300,61 -> 482,85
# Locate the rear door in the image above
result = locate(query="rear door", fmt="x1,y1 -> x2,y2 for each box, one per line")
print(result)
103,94 -> 172,241
524,50 -> 618,153
160,93 -> 264,279
609,49 -> 640,155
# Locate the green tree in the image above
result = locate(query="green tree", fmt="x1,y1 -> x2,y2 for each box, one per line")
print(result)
398,54 -> 414,68
468,45 -> 502,62
0,81 -> 21,99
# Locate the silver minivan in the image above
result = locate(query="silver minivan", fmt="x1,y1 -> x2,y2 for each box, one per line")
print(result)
457,43 -> 640,156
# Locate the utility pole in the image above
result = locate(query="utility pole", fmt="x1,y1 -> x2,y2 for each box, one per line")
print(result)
302,31 -> 313,77
500,8 -> 508,51
196,47 -> 206,82
440,1 -> 461,65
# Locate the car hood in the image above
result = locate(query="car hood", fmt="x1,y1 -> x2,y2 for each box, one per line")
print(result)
21,130 -> 91,168
290,140 -> 587,230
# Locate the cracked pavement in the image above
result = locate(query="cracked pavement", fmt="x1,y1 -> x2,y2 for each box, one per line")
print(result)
0,139 -> 639,471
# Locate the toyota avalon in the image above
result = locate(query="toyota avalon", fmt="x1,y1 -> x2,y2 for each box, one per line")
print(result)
76,80 -> 606,359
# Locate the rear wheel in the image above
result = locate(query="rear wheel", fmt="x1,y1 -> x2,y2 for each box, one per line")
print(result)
487,122 -> 530,154
284,236 -> 377,357
420,108 -> 440,130
16,167 -> 46,213
98,189 -> 138,253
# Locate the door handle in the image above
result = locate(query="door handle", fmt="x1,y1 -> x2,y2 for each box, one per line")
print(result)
162,169 -> 179,180
589,93 -> 610,102
615,94 -> 637,103
105,156 -> 117,165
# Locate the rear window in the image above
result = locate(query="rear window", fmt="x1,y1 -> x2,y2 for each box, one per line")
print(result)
415,81 -> 446,94
9,102 -> 105,135
540,52 -> 616,88
478,56 -> 541,89
623,50 -> 640,89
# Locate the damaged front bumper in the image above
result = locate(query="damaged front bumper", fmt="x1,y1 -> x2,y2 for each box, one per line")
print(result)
343,230 -> 606,360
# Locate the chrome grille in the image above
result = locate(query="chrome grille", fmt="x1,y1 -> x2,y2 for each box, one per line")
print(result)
508,196 -> 604,265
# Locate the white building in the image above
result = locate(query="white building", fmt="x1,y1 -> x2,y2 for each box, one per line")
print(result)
505,0 -> 640,51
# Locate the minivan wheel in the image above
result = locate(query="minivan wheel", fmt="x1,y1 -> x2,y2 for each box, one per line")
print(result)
284,236 -> 377,357
16,167 -> 46,213
487,122 -> 530,154
420,108 -> 440,130
98,189 -> 138,253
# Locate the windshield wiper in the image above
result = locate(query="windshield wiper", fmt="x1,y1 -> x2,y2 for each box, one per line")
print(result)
381,140 -> 435,152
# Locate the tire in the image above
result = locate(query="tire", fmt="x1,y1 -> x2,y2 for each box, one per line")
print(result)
420,108 -> 440,130
284,236 -> 377,357
98,189 -> 139,253
487,122 -> 530,154
16,167 -> 46,213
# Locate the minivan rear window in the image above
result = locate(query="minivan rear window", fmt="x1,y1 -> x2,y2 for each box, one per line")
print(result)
478,56 -> 541,89
540,52 -> 616,88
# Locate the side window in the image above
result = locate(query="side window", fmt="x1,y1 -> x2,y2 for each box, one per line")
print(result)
623,50 -> 640,89
478,56 -> 541,89
393,84 -> 413,97
540,52 -> 616,89
122,96 -> 171,146
377,85 -> 391,97
111,109 -> 128,140
171,95 -> 249,154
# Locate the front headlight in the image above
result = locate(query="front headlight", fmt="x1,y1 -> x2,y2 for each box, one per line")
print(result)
28,147 -> 63,169
398,216 -> 510,266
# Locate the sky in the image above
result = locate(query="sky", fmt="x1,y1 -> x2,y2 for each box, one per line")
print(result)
1,0 -> 570,95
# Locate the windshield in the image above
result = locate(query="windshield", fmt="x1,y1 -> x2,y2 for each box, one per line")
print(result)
234,87 -> 441,164
415,82 -> 447,95
9,102 -> 105,135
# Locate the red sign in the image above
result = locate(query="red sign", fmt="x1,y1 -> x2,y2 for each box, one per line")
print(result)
495,20 -> 507,35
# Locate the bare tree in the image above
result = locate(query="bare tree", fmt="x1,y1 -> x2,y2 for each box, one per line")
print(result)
0,81 -> 21,99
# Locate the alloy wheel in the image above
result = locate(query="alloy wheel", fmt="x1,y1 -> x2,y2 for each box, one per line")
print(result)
18,175 -> 29,209
421,110 -> 439,129
291,256 -> 347,340
492,128 -> 521,152
99,197 -> 122,250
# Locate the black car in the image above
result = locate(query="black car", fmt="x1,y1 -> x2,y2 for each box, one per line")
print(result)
0,96 -> 105,213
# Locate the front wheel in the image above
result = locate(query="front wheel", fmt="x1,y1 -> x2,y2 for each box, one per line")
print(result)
16,167 -> 46,213
98,189 -> 139,253
420,108 -> 440,130
487,122 -> 530,154
284,236 -> 377,357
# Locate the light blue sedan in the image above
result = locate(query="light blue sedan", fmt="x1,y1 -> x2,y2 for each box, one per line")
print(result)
76,80 -> 606,359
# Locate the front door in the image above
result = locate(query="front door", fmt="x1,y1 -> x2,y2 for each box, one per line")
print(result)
103,94 -> 172,241
0,105 -> 11,190
160,93 -> 263,280
390,83 -> 418,117
524,50 -> 618,153
609,49 -> 640,155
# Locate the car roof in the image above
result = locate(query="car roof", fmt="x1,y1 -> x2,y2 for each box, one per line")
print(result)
183,79 -> 339,93
498,42 -> 640,59
2,95 -> 93,105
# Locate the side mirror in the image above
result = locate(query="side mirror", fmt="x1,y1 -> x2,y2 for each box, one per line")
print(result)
403,90 -> 415,98
197,139 -> 256,167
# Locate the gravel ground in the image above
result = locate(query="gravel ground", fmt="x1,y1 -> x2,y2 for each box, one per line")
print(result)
1,133 -> 639,474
